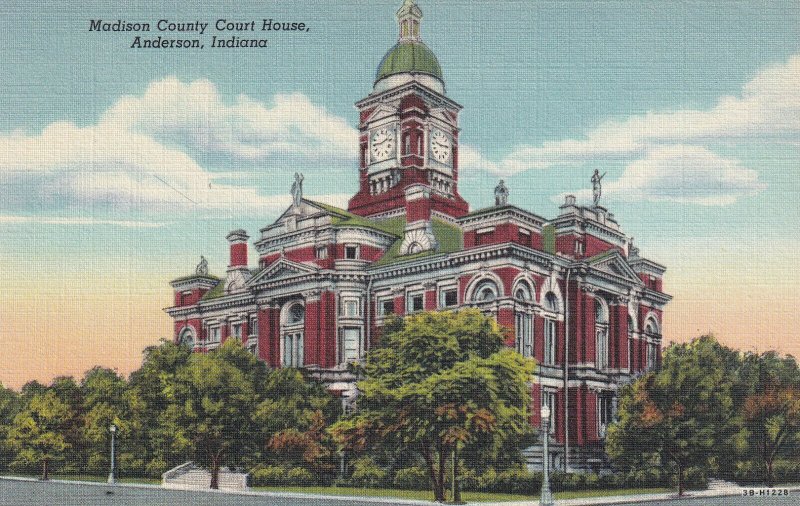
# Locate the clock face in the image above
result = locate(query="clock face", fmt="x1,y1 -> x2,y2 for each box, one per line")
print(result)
430,129 -> 451,163
370,128 -> 395,162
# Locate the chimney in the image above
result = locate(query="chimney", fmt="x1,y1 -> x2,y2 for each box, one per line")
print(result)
226,229 -> 249,268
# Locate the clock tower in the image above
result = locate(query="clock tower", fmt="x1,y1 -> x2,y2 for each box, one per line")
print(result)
347,0 -> 469,220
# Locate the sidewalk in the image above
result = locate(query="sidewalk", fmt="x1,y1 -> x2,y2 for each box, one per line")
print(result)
481,482 -> 800,506
3,475 -> 799,506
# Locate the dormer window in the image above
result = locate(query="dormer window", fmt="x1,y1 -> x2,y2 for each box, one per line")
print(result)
345,245 -> 359,259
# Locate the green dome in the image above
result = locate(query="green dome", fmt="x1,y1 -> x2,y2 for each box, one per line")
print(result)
375,41 -> 443,83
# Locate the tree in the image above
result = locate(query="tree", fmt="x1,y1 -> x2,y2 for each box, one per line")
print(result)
738,352 -> 800,486
330,310 -> 535,502
0,383 -> 22,471
166,340 -> 262,489
7,390 -> 74,480
126,340 -> 193,475
81,367 -> 128,474
606,335 -> 739,496
254,368 -> 338,475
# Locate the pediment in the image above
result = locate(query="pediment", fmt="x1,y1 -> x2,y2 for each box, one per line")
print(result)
269,199 -> 334,230
587,250 -> 643,285
247,258 -> 318,285
429,107 -> 453,124
363,104 -> 398,124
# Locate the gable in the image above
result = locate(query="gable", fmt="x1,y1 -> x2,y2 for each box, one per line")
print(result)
247,258 -> 318,286
587,250 -> 643,285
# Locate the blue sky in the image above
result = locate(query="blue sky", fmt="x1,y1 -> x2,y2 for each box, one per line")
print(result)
0,0 -> 799,385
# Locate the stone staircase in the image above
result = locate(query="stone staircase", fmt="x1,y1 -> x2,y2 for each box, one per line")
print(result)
162,462 -> 249,491
707,478 -> 740,491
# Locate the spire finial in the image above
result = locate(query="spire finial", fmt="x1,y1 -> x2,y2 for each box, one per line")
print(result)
397,0 -> 423,42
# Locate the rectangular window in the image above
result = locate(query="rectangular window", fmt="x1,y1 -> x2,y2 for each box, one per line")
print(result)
180,291 -> 192,305
516,313 -> 533,357
339,327 -> 362,364
475,232 -> 490,246
341,298 -> 360,318
596,328 -> 608,369
282,332 -> 304,367
647,342 -> 657,370
379,298 -> 395,316
249,315 -> 258,337
598,393 -> 614,438
544,319 -> 556,365
345,245 -> 359,259
440,287 -> 458,308
209,326 -> 221,343
232,323 -> 243,340
316,246 -> 328,259
407,292 -> 424,313
542,390 -> 556,434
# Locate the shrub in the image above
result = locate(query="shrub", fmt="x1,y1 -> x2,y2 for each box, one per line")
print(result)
350,456 -> 387,488
671,466 -> 707,490
286,466 -> 315,486
479,466 -> 540,495
394,466 -> 430,490
250,465 -> 289,486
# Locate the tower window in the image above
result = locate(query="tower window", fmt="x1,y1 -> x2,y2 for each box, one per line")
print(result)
345,245 -> 359,259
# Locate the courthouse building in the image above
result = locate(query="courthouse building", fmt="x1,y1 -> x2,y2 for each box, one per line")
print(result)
165,0 -> 670,470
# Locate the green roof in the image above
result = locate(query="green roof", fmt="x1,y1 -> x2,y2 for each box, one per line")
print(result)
373,217 -> 463,266
542,224 -> 556,255
308,200 -> 402,237
200,281 -> 225,300
375,41 -> 443,83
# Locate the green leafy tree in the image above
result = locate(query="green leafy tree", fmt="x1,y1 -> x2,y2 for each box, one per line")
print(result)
330,309 -> 535,502
80,367 -> 128,474
0,383 -> 22,471
166,340 -> 262,489
254,368 -> 338,475
606,335 -> 738,495
738,352 -> 800,486
126,340 -> 193,475
7,390 -> 74,480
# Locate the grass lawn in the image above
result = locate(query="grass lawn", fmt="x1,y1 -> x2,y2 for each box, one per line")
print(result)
251,485 -> 674,502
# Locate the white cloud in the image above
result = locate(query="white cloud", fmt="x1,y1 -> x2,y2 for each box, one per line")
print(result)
561,145 -> 766,206
462,55 -> 800,204
0,77 -> 358,219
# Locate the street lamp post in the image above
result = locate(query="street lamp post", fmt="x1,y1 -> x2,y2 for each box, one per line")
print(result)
107,424 -> 117,484
540,405 -> 554,506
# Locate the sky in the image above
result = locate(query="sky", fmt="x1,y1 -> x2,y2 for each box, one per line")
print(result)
0,0 -> 799,389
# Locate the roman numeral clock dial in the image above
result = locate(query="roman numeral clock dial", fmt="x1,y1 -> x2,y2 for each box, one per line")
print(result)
430,128 -> 451,163
370,128 -> 395,161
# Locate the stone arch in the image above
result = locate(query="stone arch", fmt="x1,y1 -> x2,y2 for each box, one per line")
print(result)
177,325 -> 196,348
511,273 -> 537,303
465,272 -> 505,302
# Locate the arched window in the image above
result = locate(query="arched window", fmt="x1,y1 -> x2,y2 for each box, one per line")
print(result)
514,281 -> 533,302
408,242 -> 423,254
544,292 -> 559,313
178,327 -> 195,349
595,299 -> 609,370
628,315 -> 635,372
542,291 -> 559,365
472,280 -> 499,303
282,302 -> 305,367
644,317 -> 659,371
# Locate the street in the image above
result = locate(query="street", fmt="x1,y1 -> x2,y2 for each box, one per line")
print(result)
598,493 -> 796,506
0,479 -> 411,506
